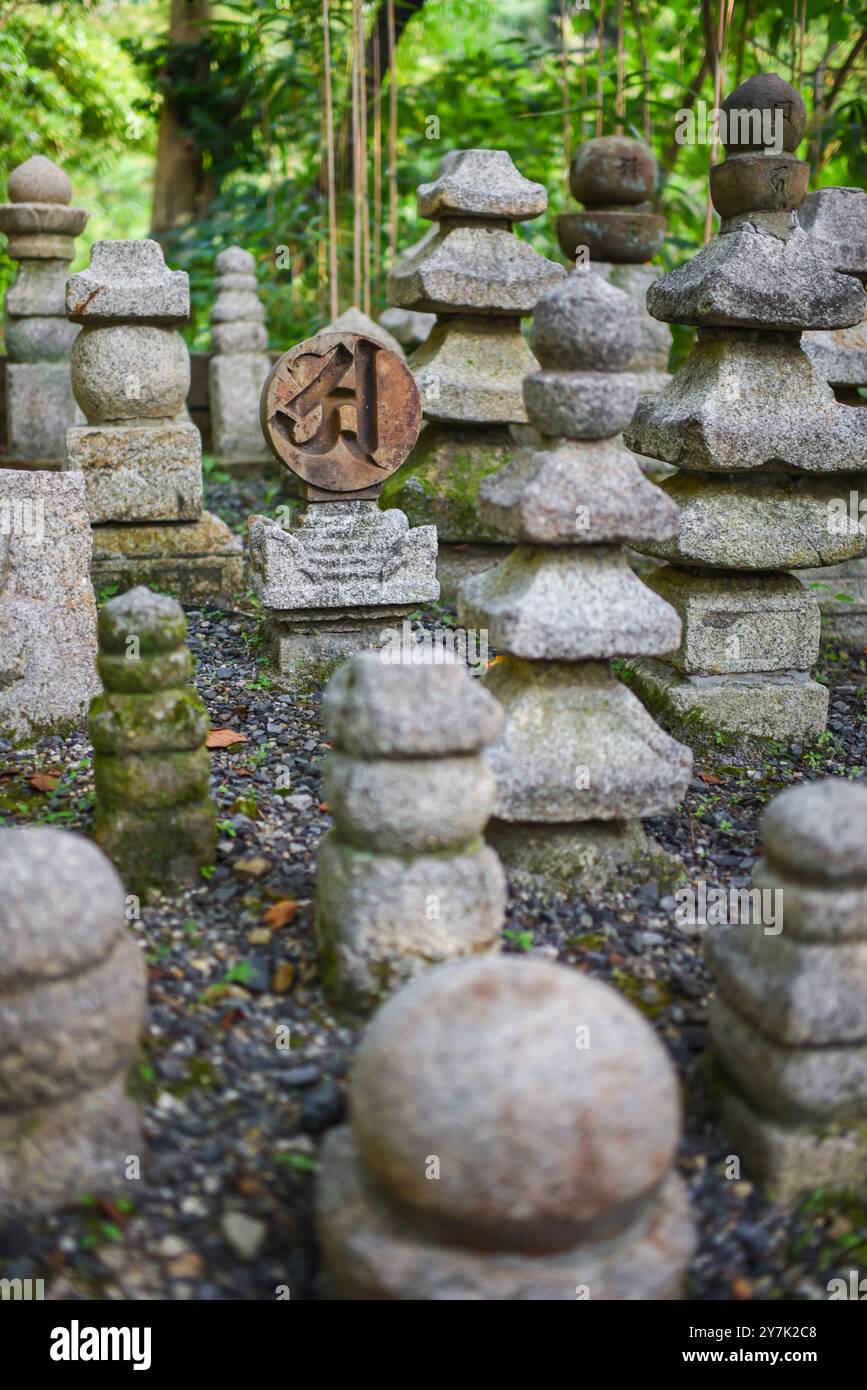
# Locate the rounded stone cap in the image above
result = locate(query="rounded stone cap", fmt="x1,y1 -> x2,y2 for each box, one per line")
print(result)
8,155 -> 71,205
98,585 -> 187,655
530,267 -> 640,372
721,73 -> 806,153
323,651 -> 503,758
761,777 -> 867,885
350,956 -> 681,1252
569,136 -> 657,207
216,245 -> 256,275
0,828 -> 125,986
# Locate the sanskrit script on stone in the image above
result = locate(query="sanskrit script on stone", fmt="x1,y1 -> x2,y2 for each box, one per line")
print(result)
260,331 -> 421,497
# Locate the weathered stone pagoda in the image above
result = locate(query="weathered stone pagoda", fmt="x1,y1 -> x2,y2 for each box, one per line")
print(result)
708,778 -> 867,1200
383,149 -> 566,598
65,239 -> 243,603
208,246 -> 272,475
624,74 -> 867,756
799,186 -> 867,645
458,265 -> 692,889
0,155 -> 87,468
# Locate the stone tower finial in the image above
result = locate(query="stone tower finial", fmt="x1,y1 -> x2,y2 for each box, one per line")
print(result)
7,154 -> 72,205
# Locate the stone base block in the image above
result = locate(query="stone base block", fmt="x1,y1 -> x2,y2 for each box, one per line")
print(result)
0,1074 -> 141,1220
266,611 -> 417,685
629,658 -> 829,759
719,1089 -> 867,1204
6,360 -> 79,466
646,567 -> 822,675
482,658 -> 692,821
317,1126 -> 694,1300
800,558 -> 867,648
90,512 -> 243,604
487,818 -> 681,895
315,830 -> 504,1018
437,542 -> 510,604
66,420 -> 203,522
248,502 -> 439,611
94,799 -> 216,898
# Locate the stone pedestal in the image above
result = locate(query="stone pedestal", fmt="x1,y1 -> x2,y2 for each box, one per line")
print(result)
799,187 -> 867,645
625,75 -> 867,755
0,470 -> 98,744
317,957 -> 695,1300
0,828 -> 144,1218
249,501 -> 438,681
458,268 -> 691,891
64,239 -> 242,604
208,246 -> 273,476
383,150 -> 565,600
0,156 -> 87,469
707,778 -> 867,1200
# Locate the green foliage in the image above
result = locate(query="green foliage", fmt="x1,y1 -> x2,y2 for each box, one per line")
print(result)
1,0 -> 865,355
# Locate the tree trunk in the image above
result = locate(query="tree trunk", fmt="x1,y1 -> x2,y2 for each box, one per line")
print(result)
151,0 -> 213,233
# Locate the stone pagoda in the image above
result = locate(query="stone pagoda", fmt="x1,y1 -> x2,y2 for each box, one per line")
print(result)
557,135 -> 670,398
383,149 -> 566,598
249,329 -> 438,682
458,266 -> 692,890
316,652 -> 505,1017
708,778 -> 867,1200
624,74 -> 867,756
0,155 -> 87,468
799,187 -> 867,645
65,240 -> 242,603
208,246 -> 273,475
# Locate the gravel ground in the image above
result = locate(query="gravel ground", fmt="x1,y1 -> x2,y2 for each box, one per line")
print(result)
1,477 -> 866,1301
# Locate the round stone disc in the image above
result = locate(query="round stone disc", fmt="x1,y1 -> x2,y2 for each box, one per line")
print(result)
260,331 -> 421,493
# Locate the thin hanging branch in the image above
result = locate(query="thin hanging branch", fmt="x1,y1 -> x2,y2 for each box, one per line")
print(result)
322,0 -> 338,321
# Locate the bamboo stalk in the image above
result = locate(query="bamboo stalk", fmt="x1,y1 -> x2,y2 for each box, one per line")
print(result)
629,0 -> 651,145
322,0 -> 338,321
596,0 -> 606,137
703,0 -> 731,243
559,0 -> 570,194
359,2 -> 370,316
615,0 -> 625,136
352,0 -> 361,309
373,26 -> 382,304
387,0 -> 398,263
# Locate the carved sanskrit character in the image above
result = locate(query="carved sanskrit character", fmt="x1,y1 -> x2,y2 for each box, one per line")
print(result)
260,331 -> 421,500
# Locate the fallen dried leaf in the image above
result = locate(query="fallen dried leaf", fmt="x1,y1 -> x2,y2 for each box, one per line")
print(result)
731,1276 -> 753,1300
30,771 -> 59,792
271,962 -> 296,994
697,771 -> 722,785
206,728 -> 248,749
264,900 -> 298,928
318,801 -> 330,813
